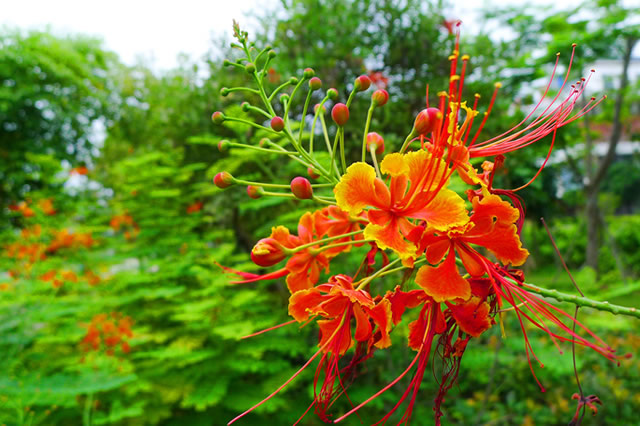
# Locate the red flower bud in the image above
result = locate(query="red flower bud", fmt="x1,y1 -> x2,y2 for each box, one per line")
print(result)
366,132 -> 385,155
372,89 -> 389,107
355,75 -> 372,91
251,238 -> 288,267
271,116 -> 285,132
213,172 -> 234,189
217,140 -> 231,152
247,185 -> 263,199
309,77 -> 322,91
212,111 -> 225,124
290,176 -> 313,199
307,167 -> 320,179
331,103 -> 349,127
303,67 -> 315,78
413,107 -> 442,135
327,88 -> 339,101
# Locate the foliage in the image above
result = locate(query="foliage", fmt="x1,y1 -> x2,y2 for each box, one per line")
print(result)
1,1 -> 639,425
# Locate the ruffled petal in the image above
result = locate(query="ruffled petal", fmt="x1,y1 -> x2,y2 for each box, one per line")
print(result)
366,298 -> 393,349
415,249 -> 471,303
380,153 -> 409,176
409,189 -> 469,232
318,316 -> 352,355
449,296 -> 493,337
334,162 -> 390,216
353,304 -> 372,342
364,218 -> 416,261
384,286 -> 426,326
288,288 -> 327,321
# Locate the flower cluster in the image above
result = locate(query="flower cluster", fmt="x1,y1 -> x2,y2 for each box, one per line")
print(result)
214,22 -> 616,425
80,312 -> 133,359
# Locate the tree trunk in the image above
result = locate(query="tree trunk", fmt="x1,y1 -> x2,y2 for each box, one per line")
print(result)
584,35 -> 636,274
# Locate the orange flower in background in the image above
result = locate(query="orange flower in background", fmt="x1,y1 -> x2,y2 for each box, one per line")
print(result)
20,224 -> 42,239
38,198 -> 56,215
80,312 -> 133,358
186,201 -> 204,214
335,150 -> 469,264
70,166 -> 89,175
110,213 -> 140,240
84,270 -> 102,286
9,201 -> 34,217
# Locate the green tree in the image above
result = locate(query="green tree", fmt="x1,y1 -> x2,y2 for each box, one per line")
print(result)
0,29 -> 119,214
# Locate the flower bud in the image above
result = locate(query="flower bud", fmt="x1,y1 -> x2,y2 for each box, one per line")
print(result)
245,63 -> 256,74
279,93 -> 290,103
251,238 -> 288,267
331,103 -> 349,127
372,89 -> 389,107
213,172 -> 234,189
307,167 -> 320,179
309,77 -> 322,91
220,87 -> 230,97
413,108 -> 442,135
327,88 -> 339,101
366,132 -> 385,155
290,176 -> 313,199
247,185 -> 264,199
217,140 -> 231,152
303,68 -> 315,79
289,76 -> 299,84
355,75 -> 372,91
241,101 -> 251,112
223,59 -> 232,67
212,111 -> 225,124
268,50 -> 276,58
314,104 -> 326,114
259,138 -> 270,147
271,116 -> 285,132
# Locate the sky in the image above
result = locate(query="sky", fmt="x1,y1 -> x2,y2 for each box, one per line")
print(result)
2,0 -> 637,71
0,0 -> 533,70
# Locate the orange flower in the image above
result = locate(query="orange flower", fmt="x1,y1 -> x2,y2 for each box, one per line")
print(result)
70,166 -> 89,175
288,275 -> 392,353
38,198 -> 56,215
186,201 -> 204,214
415,190 -> 529,302
334,150 -> 469,263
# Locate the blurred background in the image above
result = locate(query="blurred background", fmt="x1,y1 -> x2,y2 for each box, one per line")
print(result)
1,0 -> 639,424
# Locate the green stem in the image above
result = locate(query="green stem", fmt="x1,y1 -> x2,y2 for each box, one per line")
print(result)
370,145 -> 382,179
234,179 -> 290,189
243,104 -> 272,119
262,191 -> 297,199
330,130 -> 341,179
229,142 -> 297,155
319,112 -> 333,155
224,117 -> 278,134
399,129 -> 418,154
312,196 -> 336,206
355,258 -> 403,290
521,281 -> 640,319
268,80 -> 294,103
83,393 -> 93,426
309,96 -> 330,155
361,104 -> 375,162
224,87 -> 260,95
339,128 -> 347,173
298,89 -> 314,144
